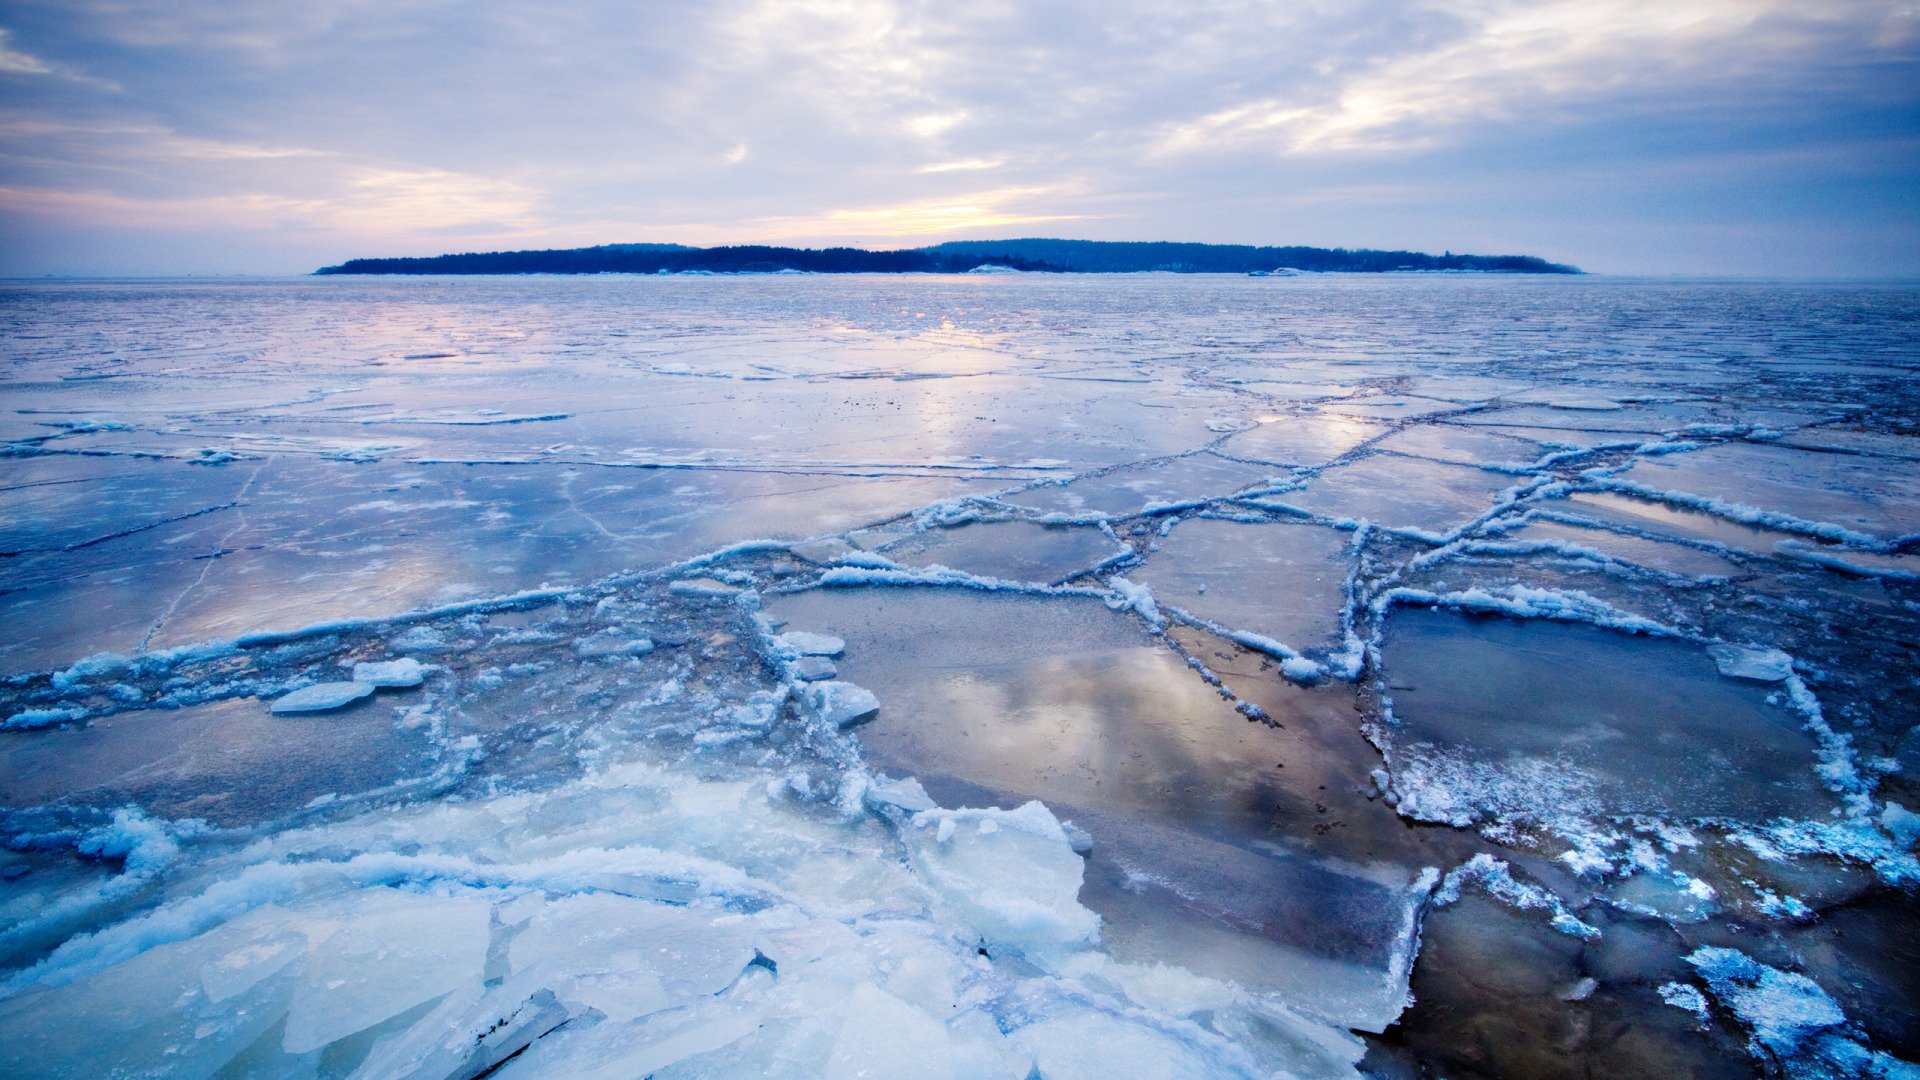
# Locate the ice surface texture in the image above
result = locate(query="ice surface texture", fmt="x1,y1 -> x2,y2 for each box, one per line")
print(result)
2,275 -> 1918,1078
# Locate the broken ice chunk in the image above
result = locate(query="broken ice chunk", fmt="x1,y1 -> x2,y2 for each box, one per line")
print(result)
1659,981 -> 1712,1021
1881,802 -> 1920,849
1280,657 -> 1324,681
791,656 -> 837,681
574,633 -> 656,659
1011,1010 -> 1240,1080
0,905 -> 303,1079
824,984 -> 954,1080
670,577 -> 742,597
391,625 -> 449,653
905,801 -> 1100,962
805,681 -> 880,728
778,631 -> 846,657
282,890 -> 491,1054
1607,871 -> 1719,923
1062,821 -> 1095,855
865,775 -> 937,814
351,657 -> 427,687
351,976 -> 573,1080
788,537 -> 859,565
1685,946 -> 1845,1059
1706,643 -> 1794,683
508,893 -> 760,1008
269,681 -> 376,714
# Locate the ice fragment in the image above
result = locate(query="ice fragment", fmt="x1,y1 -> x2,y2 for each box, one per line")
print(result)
805,681 -> 880,727
791,655 -> 837,681
351,658 -> 427,687
1706,643 -> 1794,683
778,631 -> 846,657
269,681 -> 376,714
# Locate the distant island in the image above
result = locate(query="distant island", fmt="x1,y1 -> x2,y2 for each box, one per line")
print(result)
315,239 -> 1580,276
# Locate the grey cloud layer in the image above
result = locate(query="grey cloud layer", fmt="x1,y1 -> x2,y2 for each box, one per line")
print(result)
0,0 -> 1915,274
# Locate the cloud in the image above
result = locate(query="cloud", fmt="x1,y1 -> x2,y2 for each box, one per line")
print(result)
1155,0 -> 1914,155
0,28 -> 53,75
907,111 -> 970,138
743,185 -> 1090,242
0,26 -> 119,89
0,164 -> 537,234
915,157 -> 1004,174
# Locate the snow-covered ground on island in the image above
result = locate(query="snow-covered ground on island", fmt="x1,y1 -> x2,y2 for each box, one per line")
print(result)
0,273 -> 1917,1079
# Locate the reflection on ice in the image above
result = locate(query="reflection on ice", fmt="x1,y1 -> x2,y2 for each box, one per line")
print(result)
1132,518 -> 1352,657
1258,454 -> 1520,534
1005,453 -> 1284,518
1617,441 -> 1920,542
1378,607 -> 1834,824
874,520 -> 1129,584
764,587 -> 1433,1033
1216,414 -> 1388,467
0,694 -> 434,825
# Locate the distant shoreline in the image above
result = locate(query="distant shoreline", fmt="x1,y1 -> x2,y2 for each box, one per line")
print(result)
315,239 -> 1581,276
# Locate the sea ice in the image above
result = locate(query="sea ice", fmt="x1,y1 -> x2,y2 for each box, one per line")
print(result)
1706,643 -> 1795,683
0,757 -> 1376,1079
792,656 -> 837,681
1005,454 -> 1284,519
777,631 -> 846,657
351,657 -> 428,687
766,587 -> 1433,1035
905,801 -> 1101,961
804,680 -> 881,727
268,680 -> 376,714
1130,517 -> 1351,657
1258,455 -> 1519,534
574,632 -> 657,659
281,891 -> 491,1053
1216,415 -> 1390,468
1379,608 -> 1835,823
878,520 -> 1129,584
5,275 -> 1918,1078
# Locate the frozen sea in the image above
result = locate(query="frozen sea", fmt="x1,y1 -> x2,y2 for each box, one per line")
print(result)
0,273 -> 1916,1079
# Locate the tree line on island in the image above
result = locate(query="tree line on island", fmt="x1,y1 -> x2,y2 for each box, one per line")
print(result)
315,239 -> 1580,276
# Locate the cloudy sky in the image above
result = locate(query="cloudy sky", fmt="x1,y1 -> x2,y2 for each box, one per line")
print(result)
0,0 -> 1915,276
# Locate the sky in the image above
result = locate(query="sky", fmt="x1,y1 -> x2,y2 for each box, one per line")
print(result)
0,0 -> 1915,277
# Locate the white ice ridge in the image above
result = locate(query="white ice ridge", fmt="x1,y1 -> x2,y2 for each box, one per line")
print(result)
1368,584 -> 1680,638
1683,946 -> 1919,1078
1774,539 -> 1918,581
0,761 -> 1372,1080
1585,477 -> 1896,550
268,680 -> 376,714
1431,854 -> 1601,939
1102,575 -> 1163,627
813,563 -> 1106,598
1142,599 -> 1328,682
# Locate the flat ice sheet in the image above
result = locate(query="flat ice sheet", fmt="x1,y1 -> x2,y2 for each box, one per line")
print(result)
1378,608 -> 1835,824
1132,517 -> 1353,654
1004,453 -> 1286,518
876,520 -> 1129,584
1257,454 -> 1519,533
